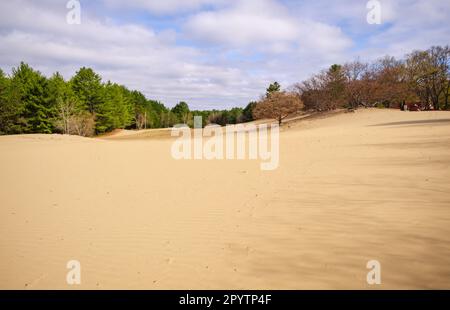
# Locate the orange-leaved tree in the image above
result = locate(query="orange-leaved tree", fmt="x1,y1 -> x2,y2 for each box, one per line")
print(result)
253,91 -> 303,125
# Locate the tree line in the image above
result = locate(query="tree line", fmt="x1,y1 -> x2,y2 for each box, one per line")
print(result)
247,45 -> 450,125
1,45 -> 449,136
0,63 -> 252,136
295,45 -> 450,112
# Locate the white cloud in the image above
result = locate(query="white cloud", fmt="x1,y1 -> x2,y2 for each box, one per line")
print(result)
184,0 -> 352,54
0,0 -> 261,109
102,0 -> 227,15
363,0 -> 450,57
281,0 -> 450,60
0,0 -> 449,109
185,1 -> 296,47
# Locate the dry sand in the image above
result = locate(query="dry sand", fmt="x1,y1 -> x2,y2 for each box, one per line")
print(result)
1,109 -> 449,289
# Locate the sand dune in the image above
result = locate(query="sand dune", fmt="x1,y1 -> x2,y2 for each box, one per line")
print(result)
1,109 -> 450,289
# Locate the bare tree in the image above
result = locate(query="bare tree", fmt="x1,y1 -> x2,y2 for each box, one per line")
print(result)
136,111 -> 147,130
71,112 -> 95,137
406,46 -> 450,110
324,64 -> 347,109
253,91 -> 303,125
56,98 -> 95,137
56,97 -> 77,134
295,73 -> 328,111
296,65 -> 348,111
444,80 -> 450,110
292,45 -> 449,112
343,61 -> 370,108
370,56 -> 414,108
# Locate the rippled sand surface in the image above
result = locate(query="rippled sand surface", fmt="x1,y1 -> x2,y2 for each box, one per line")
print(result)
1,109 -> 449,289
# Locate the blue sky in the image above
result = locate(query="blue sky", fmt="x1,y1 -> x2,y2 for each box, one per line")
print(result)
0,0 -> 449,109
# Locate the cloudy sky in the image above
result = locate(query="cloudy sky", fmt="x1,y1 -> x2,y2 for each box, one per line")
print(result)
1,0 -> 449,109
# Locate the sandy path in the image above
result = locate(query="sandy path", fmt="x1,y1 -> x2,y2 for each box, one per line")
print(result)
0,109 -> 449,289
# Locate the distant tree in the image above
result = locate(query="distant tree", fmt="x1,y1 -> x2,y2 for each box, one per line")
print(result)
128,90 -> 148,130
324,64 -> 347,109
206,110 -> 224,126
370,56 -> 415,108
406,46 -> 450,110
266,82 -> 281,97
295,72 -> 328,111
136,98 -> 168,129
160,110 -> 180,128
171,101 -> 191,124
11,62 -> 54,133
191,110 -> 211,127
228,107 -> 244,124
56,96 -> 77,134
147,100 -> 167,128
343,61 -> 371,109
242,101 -> 257,122
96,82 -> 133,133
253,91 -> 303,125
47,73 -> 77,133
0,69 -> 24,134
444,79 -> 450,110
70,111 -> 95,137
296,65 -> 347,111
70,67 -> 103,113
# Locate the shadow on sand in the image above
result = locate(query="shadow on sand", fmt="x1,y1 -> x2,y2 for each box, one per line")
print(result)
370,119 -> 450,127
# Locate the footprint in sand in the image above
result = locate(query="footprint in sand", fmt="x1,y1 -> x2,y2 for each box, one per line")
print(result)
165,258 -> 174,264
26,273 -> 47,288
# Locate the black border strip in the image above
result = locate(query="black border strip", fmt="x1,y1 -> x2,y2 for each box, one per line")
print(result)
1,290 -> 448,308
